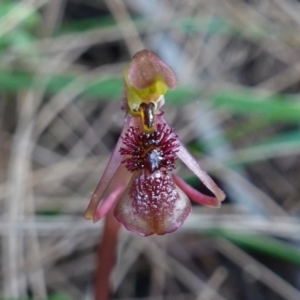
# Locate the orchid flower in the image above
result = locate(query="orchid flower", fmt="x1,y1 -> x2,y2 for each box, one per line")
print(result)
84,49 -> 226,236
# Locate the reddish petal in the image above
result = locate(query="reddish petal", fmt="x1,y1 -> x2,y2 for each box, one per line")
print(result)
177,142 -> 225,204
93,183 -> 127,222
84,114 -> 137,220
172,174 -> 220,207
114,170 -> 191,236
156,115 -> 225,206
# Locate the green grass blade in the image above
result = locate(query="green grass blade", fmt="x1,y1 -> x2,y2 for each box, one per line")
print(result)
211,229 -> 300,265
213,90 -> 300,123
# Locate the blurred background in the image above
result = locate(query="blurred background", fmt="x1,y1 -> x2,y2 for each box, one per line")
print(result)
1,0 -> 300,299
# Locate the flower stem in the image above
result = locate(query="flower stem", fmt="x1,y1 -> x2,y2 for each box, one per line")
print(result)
95,210 -> 120,300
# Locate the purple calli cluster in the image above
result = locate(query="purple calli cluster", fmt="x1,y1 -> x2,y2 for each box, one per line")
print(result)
84,50 -> 225,236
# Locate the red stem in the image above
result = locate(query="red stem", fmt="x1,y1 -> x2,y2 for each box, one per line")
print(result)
95,210 -> 121,300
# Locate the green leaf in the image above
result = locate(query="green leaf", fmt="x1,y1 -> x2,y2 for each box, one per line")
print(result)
83,78 -> 123,98
0,71 -> 33,91
212,229 -> 300,265
222,129 -> 300,166
178,16 -> 234,36
0,1 -> 40,30
0,71 -> 122,97
48,292 -> 72,300
167,87 -> 198,104
213,90 -> 300,123
262,130 -> 300,146
57,16 -> 117,35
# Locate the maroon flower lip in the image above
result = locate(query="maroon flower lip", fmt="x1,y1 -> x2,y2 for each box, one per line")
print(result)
119,123 -> 179,173
114,122 -> 190,236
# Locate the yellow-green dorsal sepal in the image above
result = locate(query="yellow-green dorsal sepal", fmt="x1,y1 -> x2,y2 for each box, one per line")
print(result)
124,66 -> 168,115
